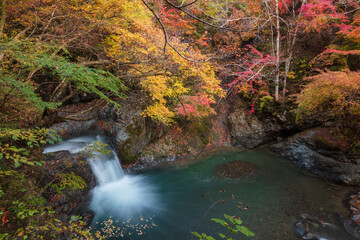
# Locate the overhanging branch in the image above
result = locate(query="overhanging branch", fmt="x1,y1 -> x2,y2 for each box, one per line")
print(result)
141,0 -> 214,62
163,0 -> 241,32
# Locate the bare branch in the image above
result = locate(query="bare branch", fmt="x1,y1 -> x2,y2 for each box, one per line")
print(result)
141,0 -> 168,52
80,60 -> 111,66
163,0 -> 241,32
179,0 -> 199,8
141,0 -> 214,62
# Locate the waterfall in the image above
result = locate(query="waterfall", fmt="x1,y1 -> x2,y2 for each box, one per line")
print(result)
43,134 -> 161,221
44,134 -> 124,185
87,150 -> 124,185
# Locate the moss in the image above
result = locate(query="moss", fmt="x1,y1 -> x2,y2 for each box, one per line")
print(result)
119,149 -> 138,164
190,117 -> 212,147
117,119 -> 145,163
125,121 -> 143,137
314,135 -> 340,151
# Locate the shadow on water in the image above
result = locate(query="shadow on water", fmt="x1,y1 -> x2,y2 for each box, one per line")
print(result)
44,134 -> 358,240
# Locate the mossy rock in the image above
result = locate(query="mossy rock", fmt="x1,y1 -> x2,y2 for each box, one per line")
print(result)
190,117 -> 212,147
313,136 -> 341,151
117,116 -> 150,164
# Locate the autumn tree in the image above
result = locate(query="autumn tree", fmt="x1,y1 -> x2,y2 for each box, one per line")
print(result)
295,69 -> 360,147
0,0 -> 230,125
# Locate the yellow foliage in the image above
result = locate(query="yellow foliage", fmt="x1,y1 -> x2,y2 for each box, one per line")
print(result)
141,76 -> 168,103
142,103 -> 175,125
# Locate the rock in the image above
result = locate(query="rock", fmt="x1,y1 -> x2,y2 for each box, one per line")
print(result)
41,150 -> 96,223
213,161 -> 261,179
228,109 -> 281,149
50,93 -> 158,164
344,219 -> 360,239
348,192 -> 360,233
94,92 -> 162,163
271,128 -> 360,185
129,101 -> 233,171
295,214 -> 355,240
96,104 -> 154,163
49,95 -> 233,170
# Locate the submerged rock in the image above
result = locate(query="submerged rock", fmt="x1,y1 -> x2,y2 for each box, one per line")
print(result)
213,161 -> 260,179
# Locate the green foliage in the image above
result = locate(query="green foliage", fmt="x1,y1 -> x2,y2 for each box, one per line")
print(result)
0,128 -> 61,168
192,231 -> 216,240
0,73 -> 60,111
11,200 -> 39,220
81,141 -> 112,158
258,96 -> 274,112
51,172 -> 87,196
1,40 -> 127,107
192,214 -> 254,240
0,171 -> 47,238
0,138 -> 93,239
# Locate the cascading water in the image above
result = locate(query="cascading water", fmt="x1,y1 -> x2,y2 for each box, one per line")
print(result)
44,134 -> 358,240
43,134 -> 161,222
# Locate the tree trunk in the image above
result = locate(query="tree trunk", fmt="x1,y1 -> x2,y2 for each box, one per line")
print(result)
282,0 -> 306,102
283,57 -> 291,101
275,0 -> 280,101
0,0 -> 6,39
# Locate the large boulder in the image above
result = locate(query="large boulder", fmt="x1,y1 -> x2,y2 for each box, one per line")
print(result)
96,101 -> 155,164
271,128 -> 360,185
228,109 -> 282,149
49,101 -> 101,137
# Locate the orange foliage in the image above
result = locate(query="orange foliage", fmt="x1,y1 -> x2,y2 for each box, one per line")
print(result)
295,69 -> 360,125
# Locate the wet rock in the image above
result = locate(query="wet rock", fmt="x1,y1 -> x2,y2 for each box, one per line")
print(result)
49,100 -> 104,138
213,161 -> 261,178
344,219 -> 360,239
41,150 -> 96,223
94,92 -> 163,164
346,192 -> 360,238
271,128 -> 360,185
96,103 -> 154,163
295,214 -> 356,240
